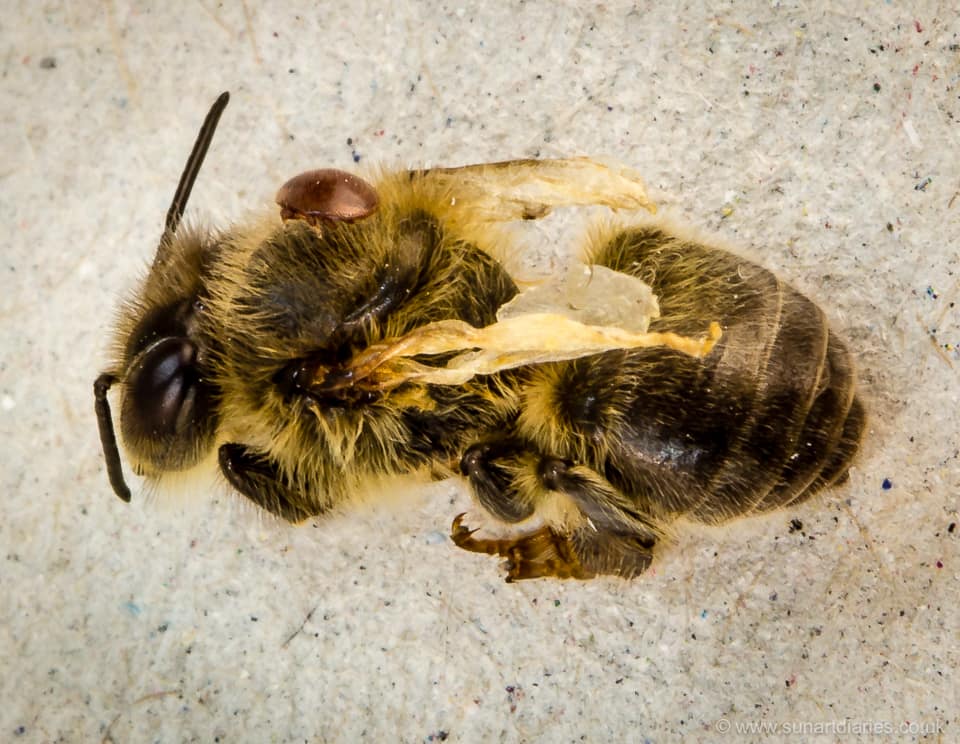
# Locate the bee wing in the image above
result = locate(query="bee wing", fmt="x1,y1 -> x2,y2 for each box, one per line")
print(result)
315,315 -> 721,393
496,264 -> 660,333
408,157 -> 657,223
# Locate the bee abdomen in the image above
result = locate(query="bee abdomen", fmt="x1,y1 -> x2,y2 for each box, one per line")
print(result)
755,330 -> 863,512
580,226 -> 864,524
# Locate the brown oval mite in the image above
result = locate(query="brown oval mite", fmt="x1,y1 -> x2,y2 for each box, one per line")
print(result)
275,168 -> 379,225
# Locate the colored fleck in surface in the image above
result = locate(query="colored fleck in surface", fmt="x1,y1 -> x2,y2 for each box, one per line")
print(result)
505,685 -> 524,714
424,531 -> 447,544
882,478 -> 893,490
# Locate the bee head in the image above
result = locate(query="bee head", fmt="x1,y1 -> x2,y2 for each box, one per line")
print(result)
95,93 -> 230,502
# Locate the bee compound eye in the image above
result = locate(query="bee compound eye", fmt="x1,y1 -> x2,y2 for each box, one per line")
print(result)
124,337 -> 201,439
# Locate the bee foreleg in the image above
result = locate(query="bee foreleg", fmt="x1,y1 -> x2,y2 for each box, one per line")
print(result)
218,444 -> 318,523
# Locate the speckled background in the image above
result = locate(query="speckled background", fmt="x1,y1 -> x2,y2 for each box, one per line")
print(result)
3,2 -> 957,742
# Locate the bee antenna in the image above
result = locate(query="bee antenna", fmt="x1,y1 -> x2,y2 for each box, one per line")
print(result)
158,91 -> 230,257
94,373 -> 132,502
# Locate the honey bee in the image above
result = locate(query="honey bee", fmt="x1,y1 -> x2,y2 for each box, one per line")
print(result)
95,93 -> 864,581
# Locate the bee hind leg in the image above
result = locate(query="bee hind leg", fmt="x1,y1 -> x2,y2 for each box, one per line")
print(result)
450,513 -> 595,582
455,442 -> 659,580
455,438 -> 591,580
541,459 -> 659,579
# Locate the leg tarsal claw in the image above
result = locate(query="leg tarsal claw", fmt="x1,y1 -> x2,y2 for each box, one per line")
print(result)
450,514 -> 511,555
450,513 -> 475,538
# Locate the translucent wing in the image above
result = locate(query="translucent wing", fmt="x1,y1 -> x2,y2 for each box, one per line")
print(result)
301,157 -> 718,394
406,157 -> 657,225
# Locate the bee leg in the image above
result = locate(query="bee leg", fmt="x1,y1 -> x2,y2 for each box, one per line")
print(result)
455,438 -> 591,579
450,512 -> 519,555
459,457 -> 659,580
450,514 -> 595,581
463,523 -> 655,581
218,444 -> 318,523
459,438 -> 537,522
540,459 -> 659,579
455,445 -> 658,580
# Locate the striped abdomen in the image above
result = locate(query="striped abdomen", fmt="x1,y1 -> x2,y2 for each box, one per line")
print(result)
548,226 -> 864,525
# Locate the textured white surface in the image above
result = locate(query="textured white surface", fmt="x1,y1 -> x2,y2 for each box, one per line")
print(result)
3,2 -> 958,742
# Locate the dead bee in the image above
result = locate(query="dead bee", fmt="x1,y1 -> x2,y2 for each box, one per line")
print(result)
95,93 -> 864,581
